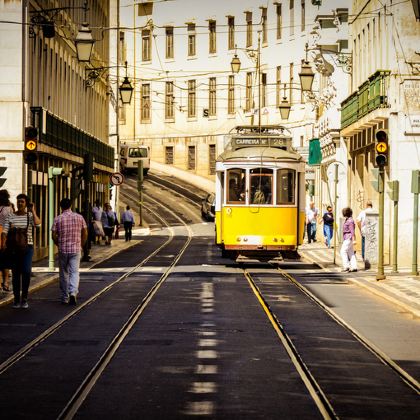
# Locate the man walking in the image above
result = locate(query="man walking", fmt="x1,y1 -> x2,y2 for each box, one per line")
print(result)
52,198 -> 87,305
122,205 -> 135,241
305,202 -> 319,243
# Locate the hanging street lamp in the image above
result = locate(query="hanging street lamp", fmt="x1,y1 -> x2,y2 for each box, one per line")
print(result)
75,22 -> 95,62
119,61 -> 134,105
299,43 -> 315,92
230,54 -> 241,74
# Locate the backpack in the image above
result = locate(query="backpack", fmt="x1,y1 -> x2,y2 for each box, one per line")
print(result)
6,213 -> 29,252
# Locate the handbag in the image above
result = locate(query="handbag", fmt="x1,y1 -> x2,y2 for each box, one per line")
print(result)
6,213 -> 29,252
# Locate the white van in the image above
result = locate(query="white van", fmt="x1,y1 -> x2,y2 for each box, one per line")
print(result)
120,144 -> 150,175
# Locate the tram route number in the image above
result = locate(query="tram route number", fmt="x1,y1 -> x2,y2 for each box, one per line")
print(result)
110,172 -> 124,186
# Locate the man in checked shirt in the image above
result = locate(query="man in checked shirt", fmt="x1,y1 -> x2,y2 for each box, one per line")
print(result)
52,198 -> 88,305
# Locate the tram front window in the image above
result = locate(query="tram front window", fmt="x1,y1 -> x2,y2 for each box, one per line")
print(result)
226,169 -> 245,203
250,168 -> 272,204
277,169 -> 295,205
129,148 -> 148,158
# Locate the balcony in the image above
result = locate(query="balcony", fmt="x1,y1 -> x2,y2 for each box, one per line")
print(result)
31,107 -> 114,168
341,70 -> 390,129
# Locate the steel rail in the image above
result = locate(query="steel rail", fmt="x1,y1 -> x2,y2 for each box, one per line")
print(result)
0,200 -> 173,376
243,269 -> 338,420
277,267 -> 420,395
58,191 -> 194,420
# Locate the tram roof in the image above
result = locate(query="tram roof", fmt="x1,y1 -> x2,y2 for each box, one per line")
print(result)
216,146 -> 303,162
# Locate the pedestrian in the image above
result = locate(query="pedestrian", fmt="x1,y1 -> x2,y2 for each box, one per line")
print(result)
1,194 -> 41,308
92,199 -> 104,244
305,201 -> 319,243
340,207 -> 358,272
322,205 -> 334,248
101,203 -> 116,245
121,205 -> 135,241
0,189 -> 13,292
52,198 -> 87,305
356,199 -> 373,260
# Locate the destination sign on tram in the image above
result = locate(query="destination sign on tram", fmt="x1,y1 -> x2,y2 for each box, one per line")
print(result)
231,136 -> 292,150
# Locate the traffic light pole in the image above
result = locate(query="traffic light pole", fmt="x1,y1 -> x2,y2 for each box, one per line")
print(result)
412,190 -> 419,276
376,166 -> 385,281
333,164 -> 338,265
392,197 -> 399,274
138,160 -> 143,227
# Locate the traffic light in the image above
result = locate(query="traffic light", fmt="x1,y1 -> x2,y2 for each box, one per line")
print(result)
387,180 -> 399,201
83,153 -> 94,182
24,126 -> 38,165
374,129 -> 389,167
0,167 -> 7,188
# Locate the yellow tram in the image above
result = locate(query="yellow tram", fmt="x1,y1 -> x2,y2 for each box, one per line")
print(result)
215,126 -> 306,260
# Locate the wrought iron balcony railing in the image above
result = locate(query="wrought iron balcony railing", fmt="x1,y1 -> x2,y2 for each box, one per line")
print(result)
341,70 -> 390,129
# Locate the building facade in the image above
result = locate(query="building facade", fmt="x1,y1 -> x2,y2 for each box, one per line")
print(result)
341,0 -> 420,268
0,0 -> 115,259
119,0 -> 336,181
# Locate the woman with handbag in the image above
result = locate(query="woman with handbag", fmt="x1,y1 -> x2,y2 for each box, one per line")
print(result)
0,189 -> 13,291
1,194 -> 41,308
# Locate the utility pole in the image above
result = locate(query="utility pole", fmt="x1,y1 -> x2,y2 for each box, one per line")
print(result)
376,166 -> 385,280
412,170 -> 420,276
333,164 -> 338,264
138,160 -> 144,226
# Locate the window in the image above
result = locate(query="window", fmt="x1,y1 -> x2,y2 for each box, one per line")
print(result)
209,145 -> 216,175
209,20 -> 216,53
289,63 -> 294,104
188,80 -> 196,118
142,29 -> 151,61
261,73 -> 267,108
226,169 -> 246,204
276,66 -> 282,106
228,16 -> 235,50
250,168 -> 273,204
165,146 -> 174,164
187,23 -> 196,56
141,83 -> 150,122
188,146 -> 196,170
246,12 -> 252,47
301,0 -> 305,32
165,81 -> 174,120
276,169 -> 295,204
119,31 -> 126,63
129,148 -> 148,158
289,0 -> 294,37
209,77 -> 216,116
261,8 -> 267,44
246,72 -> 253,112
276,4 -> 282,39
228,75 -> 235,115
165,26 -> 174,59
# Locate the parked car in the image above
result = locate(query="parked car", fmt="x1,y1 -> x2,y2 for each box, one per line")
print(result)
201,193 -> 215,221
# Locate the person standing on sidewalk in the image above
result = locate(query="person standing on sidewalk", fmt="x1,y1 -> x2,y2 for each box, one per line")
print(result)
92,200 -> 104,245
322,205 -> 334,248
356,200 -> 373,260
1,194 -> 41,308
305,202 -> 319,243
340,207 -> 358,272
0,189 -> 13,292
52,198 -> 87,305
101,203 -> 116,246
121,205 -> 135,241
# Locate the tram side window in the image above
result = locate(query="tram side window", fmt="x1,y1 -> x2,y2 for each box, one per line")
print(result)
250,168 -> 273,204
276,169 -> 295,205
226,169 -> 245,203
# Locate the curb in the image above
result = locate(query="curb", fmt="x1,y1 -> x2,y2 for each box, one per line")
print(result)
299,250 -> 420,319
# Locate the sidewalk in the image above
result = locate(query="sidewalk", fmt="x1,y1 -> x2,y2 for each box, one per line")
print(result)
0,226 -> 150,308
299,241 -> 420,318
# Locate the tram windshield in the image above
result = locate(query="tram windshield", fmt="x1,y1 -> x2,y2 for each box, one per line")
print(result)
276,169 -> 295,205
250,168 -> 273,204
226,169 -> 246,203
128,147 -> 148,158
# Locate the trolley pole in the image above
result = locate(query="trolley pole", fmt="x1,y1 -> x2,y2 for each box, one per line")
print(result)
333,164 -> 338,265
137,160 -> 144,226
412,170 -> 420,276
376,166 -> 385,281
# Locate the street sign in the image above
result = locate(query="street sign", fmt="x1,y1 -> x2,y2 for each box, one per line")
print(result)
110,172 -> 124,186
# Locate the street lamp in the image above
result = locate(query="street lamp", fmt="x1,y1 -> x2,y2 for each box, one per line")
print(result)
299,43 -> 315,92
229,32 -> 262,131
279,84 -> 291,120
74,1 -> 95,62
119,61 -> 134,105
